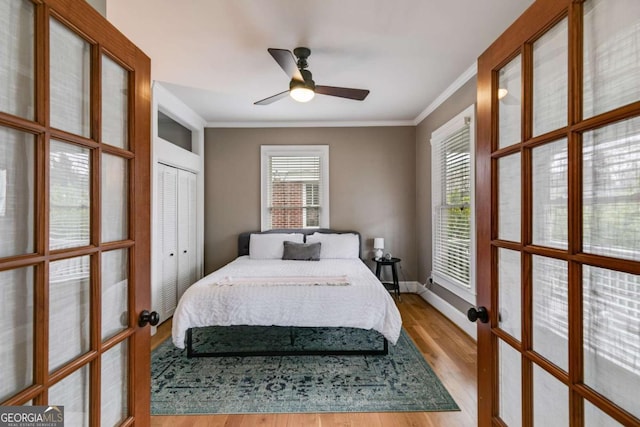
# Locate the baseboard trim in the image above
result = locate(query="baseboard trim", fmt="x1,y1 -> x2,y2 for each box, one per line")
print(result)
412,284 -> 477,341
399,281 -> 421,293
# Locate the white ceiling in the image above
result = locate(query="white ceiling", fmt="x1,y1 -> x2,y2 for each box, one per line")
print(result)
107,0 -> 533,126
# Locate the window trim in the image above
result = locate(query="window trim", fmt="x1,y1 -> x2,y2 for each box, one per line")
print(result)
260,145 -> 329,231
430,104 -> 476,303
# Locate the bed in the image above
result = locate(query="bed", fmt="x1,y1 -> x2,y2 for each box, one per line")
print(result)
171,229 -> 402,357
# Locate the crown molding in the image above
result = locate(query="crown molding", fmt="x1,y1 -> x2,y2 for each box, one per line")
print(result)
206,120 -> 415,128
412,62 -> 478,126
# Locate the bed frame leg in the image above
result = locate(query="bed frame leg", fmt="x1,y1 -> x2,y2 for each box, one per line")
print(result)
186,328 -> 194,358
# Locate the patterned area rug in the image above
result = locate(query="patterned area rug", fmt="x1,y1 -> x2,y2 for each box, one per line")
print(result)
151,326 -> 459,414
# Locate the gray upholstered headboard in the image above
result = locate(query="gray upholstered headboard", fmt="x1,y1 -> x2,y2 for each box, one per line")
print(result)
238,228 -> 362,258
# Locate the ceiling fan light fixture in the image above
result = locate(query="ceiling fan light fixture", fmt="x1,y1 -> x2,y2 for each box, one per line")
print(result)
290,86 -> 315,103
253,47 -> 369,105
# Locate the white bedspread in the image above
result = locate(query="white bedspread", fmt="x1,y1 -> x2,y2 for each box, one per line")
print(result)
171,256 -> 402,348
212,275 -> 350,286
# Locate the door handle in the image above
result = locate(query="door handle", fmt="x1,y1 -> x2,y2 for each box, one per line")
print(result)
467,306 -> 489,323
138,310 -> 160,327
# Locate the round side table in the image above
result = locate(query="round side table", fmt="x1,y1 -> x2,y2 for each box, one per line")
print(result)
372,257 -> 401,300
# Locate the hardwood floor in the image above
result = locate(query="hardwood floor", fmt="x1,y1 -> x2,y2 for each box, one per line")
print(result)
150,293 -> 477,427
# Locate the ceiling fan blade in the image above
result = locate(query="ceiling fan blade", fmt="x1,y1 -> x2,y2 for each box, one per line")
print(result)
268,48 -> 304,82
315,85 -> 370,101
254,90 -> 290,105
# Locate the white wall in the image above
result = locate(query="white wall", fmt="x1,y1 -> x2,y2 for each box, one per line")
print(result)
151,82 -> 205,329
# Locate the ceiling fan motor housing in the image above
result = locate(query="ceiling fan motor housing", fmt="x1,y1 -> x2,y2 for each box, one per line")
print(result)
293,47 -> 311,69
290,69 -> 315,91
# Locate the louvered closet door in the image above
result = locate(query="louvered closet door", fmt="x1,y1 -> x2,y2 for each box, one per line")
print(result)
158,164 -> 178,320
0,0 -> 151,424
177,168 -> 197,298
476,0 -> 640,425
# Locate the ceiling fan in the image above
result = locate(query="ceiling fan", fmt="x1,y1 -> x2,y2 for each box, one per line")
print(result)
254,47 -> 370,105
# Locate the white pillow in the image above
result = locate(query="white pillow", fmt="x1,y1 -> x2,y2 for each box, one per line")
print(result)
249,233 -> 304,259
306,233 -> 360,259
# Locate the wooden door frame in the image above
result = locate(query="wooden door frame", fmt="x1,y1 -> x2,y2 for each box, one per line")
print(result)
0,0 -> 151,423
477,0 -> 640,425
477,0 -> 573,425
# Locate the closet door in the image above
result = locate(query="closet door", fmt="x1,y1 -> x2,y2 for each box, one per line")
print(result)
158,164 -> 178,320
177,169 -> 197,298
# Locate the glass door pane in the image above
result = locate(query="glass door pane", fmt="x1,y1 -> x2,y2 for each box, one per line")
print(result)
498,55 -> 522,148
101,341 -> 128,426
532,139 -> 568,249
532,256 -> 568,371
498,248 -> 522,341
533,18 -> 568,136
583,266 -> 640,419
499,339 -> 522,425
49,18 -> 90,137
0,266 -> 34,402
585,400 -> 625,427
583,0 -> 640,118
49,255 -> 91,372
583,117 -> 640,261
101,55 -> 128,149
0,0 -> 34,120
533,365 -> 569,426
48,365 -> 90,426
101,249 -> 128,340
49,140 -> 90,250
498,153 -> 521,242
101,154 -> 128,243
0,126 -> 35,258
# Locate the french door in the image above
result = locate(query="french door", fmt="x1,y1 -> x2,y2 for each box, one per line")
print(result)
476,0 -> 640,425
0,0 -> 151,425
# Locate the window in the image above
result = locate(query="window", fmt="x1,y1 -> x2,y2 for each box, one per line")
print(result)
261,145 -> 329,230
431,105 -> 475,302
157,110 -> 192,152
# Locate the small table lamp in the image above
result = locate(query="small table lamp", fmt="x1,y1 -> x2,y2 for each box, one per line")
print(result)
373,238 -> 384,260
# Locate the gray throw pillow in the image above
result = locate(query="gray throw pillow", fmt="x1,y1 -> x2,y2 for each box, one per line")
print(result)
282,241 -> 321,261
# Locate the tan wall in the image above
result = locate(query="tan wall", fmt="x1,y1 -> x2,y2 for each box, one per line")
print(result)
416,76 -> 477,312
204,126 -> 416,280
85,0 -> 106,16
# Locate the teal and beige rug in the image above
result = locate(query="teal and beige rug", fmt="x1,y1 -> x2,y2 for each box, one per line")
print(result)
151,326 -> 459,414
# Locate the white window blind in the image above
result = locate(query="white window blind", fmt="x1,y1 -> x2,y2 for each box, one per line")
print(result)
431,105 -> 476,302
261,146 -> 329,230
